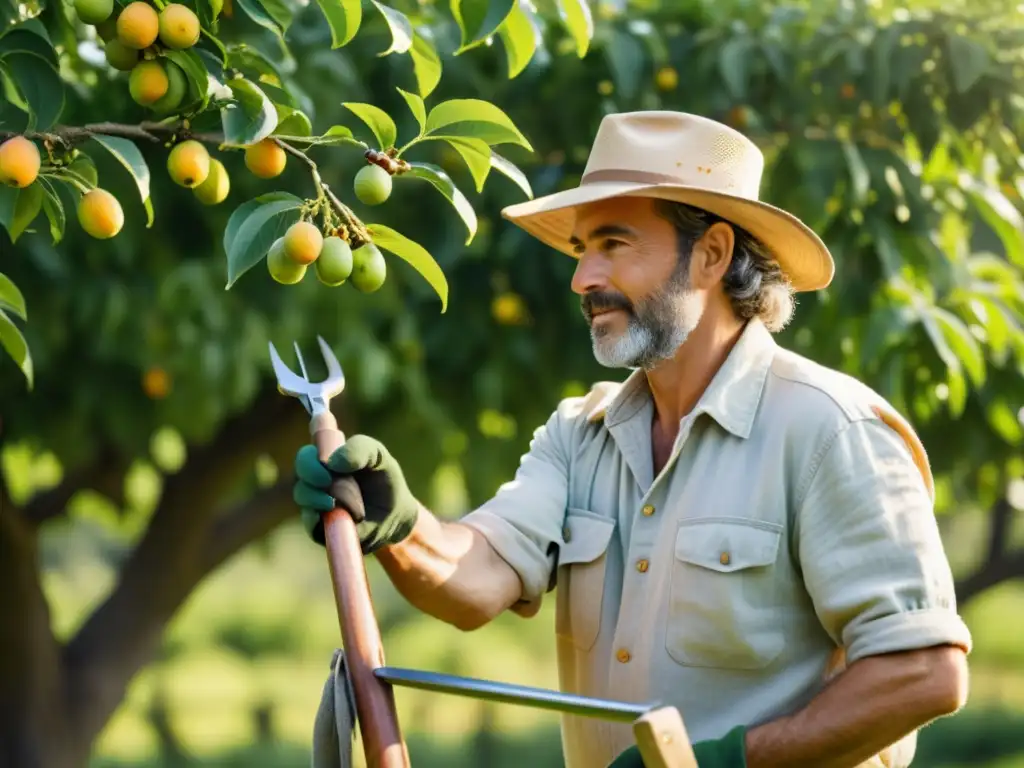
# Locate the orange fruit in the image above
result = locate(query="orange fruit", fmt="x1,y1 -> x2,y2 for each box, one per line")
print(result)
0,136 -> 40,188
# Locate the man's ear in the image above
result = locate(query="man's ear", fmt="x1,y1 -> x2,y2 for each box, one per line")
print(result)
689,222 -> 735,289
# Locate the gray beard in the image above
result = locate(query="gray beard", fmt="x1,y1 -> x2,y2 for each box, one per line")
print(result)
590,285 -> 703,370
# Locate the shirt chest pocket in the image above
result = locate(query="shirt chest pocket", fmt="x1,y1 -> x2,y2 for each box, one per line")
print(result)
666,517 -> 786,670
555,509 -> 616,653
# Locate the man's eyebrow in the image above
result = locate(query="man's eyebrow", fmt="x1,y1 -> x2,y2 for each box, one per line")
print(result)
567,224 -> 638,248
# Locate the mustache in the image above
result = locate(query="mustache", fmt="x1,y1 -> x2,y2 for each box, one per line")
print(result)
581,291 -> 634,321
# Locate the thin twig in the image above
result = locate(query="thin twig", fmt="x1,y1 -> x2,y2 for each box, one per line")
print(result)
1,121 -> 221,146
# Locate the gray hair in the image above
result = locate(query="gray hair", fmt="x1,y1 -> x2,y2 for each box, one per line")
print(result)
653,200 -> 796,332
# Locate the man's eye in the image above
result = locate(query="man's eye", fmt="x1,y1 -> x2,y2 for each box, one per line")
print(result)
602,239 -> 626,251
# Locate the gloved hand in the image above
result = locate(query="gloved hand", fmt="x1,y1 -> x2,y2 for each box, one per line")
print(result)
605,724 -> 747,768
293,434 -> 419,554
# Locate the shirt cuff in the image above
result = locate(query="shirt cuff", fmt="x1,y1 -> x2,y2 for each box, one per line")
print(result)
845,608 -> 973,665
461,509 -> 554,602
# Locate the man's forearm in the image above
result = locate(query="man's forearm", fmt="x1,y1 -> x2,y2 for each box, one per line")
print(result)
745,646 -> 968,768
373,502 -> 524,631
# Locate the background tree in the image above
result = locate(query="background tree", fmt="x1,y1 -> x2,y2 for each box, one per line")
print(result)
1,0 -> 1023,766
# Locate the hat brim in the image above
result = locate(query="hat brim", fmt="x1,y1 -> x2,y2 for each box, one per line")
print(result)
501,180 -> 834,293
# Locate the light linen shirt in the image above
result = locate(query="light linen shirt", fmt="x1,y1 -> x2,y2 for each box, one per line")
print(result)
460,318 -> 972,768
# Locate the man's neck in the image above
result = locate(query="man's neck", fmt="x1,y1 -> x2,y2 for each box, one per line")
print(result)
645,312 -> 746,435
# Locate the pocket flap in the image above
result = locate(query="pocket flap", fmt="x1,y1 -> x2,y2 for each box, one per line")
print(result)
559,509 -> 616,567
674,518 -> 782,573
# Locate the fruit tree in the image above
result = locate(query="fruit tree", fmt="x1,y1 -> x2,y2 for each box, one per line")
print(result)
1,0 -> 1024,766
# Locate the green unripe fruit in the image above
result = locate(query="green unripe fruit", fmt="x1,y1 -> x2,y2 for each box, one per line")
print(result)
96,16 -> 119,41
75,0 -> 113,25
128,59 -> 169,106
193,158 -> 230,205
104,39 -> 139,71
267,237 -> 307,284
350,243 -> 387,293
315,236 -> 353,286
150,60 -> 187,114
353,164 -> 392,206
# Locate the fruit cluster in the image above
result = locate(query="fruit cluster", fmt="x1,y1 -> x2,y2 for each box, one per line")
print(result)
267,221 -> 387,293
78,0 -> 201,115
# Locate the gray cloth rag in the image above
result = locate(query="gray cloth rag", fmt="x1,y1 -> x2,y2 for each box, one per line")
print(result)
312,648 -> 357,768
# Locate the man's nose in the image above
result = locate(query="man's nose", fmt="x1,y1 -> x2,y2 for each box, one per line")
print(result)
570,252 -> 607,296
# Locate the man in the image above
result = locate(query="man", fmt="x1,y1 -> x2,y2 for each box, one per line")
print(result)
293,111 -> 972,767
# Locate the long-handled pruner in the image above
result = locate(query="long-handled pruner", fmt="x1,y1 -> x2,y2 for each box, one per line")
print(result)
269,337 -> 698,768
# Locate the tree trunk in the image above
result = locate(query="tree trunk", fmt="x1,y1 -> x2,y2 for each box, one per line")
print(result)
0,507 -> 90,768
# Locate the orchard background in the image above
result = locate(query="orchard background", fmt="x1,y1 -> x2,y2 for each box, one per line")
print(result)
1,0 -> 1024,765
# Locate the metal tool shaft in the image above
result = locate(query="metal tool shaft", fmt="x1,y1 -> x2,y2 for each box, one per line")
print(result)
375,666 -> 656,722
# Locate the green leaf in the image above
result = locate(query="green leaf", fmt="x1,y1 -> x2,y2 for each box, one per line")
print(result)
605,28 -> 645,100
840,140 -> 870,206
490,150 -> 532,198
343,102 -> 398,150
0,28 -> 58,68
497,0 -> 540,78
221,78 -> 278,146
91,135 -> 154,228
2,51 -> 65,130
930,307 -> 986,388
258,0 -> 294,30
410,33 -> 442,99
161,49 -> 211,108
366,223 -> 448,312
0,182 -> 42,242
38,176 -> 64,244
450,0 -> 516,53
985,399 -> 1023,445
556,0 -> 592,58
316,125 -> 362,146
371,0 -> 413,56
963,179 -> 1024,268
948,35 -> 990,94
224,196 -> 305,288
397,88 -> 426,134
223,191 -> 302,256
945,366 -> 967,417
445,136 -> 491,192
275,104 -> 313,136
718,36 -> 753,100
0,272 -> 26,320
66,154 -> 98,188
0,308 -> 32,390
317,0 -> 362,48
236,0 -> 290,36
423,99 -> 532,151
405,162 -> 477,244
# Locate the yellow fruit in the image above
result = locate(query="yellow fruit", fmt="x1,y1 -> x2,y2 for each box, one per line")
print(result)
128,59 -> 168,106
158,3 -> 199,49
193,158 -> 229,205
75,0 -> 112,24
142,366 -> 171,398
244,139 -> 286,179
350,243 -> 386,293
117,1 -> 159,49
353,164 -> 392,206
655,66 -> 678,91
104,39 -> 139,71
150,60 -> 187,113
314,236 -> 353,286
267,237 -> 306,284
283,221 -> 323,265
0,136 -> 40,189
77,188 -> 124,239
166,139 -> 210,188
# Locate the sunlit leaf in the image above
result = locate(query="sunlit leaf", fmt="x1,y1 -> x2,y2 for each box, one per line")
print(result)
405,162 -> 477,244
366,223 -> 448,311
343,102 -> 398,150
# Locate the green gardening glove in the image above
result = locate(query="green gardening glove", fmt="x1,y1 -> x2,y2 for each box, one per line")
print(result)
293,435 -> 419,554
605,725 -> 747,768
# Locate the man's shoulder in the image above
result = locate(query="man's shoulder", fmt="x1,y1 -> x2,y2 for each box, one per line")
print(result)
551,380 -> 623,425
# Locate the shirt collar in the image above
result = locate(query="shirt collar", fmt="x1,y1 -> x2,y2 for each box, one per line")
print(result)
587,318 -> 777,439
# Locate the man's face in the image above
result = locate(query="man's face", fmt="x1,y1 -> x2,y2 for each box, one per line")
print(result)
569,197 -> 705,370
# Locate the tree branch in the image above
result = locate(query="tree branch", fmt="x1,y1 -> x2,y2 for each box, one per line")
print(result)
985,495 -> 1012,564
202,480 -> 295,573
20,449 -> 129,525
956,548 -> 1024,606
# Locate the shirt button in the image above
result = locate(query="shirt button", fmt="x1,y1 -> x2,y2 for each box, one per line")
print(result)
641,504 -> 655,516
719,551 -> 731,566
563,525 -> 572,542
636,558 -> 649,573
616,648 -> 631,663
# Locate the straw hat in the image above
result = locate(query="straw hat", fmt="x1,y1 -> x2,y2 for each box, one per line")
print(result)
501,111 -> 835,292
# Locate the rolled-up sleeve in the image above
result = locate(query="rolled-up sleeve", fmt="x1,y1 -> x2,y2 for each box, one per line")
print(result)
460,407 -> 570,604
795,418 -> 973,665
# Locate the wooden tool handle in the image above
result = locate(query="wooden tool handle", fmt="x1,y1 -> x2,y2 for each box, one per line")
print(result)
632,706 -> 698,768
310,410 -> 410,768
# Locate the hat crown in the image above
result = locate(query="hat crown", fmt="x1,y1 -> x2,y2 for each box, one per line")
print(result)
582,111 -> 765,200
